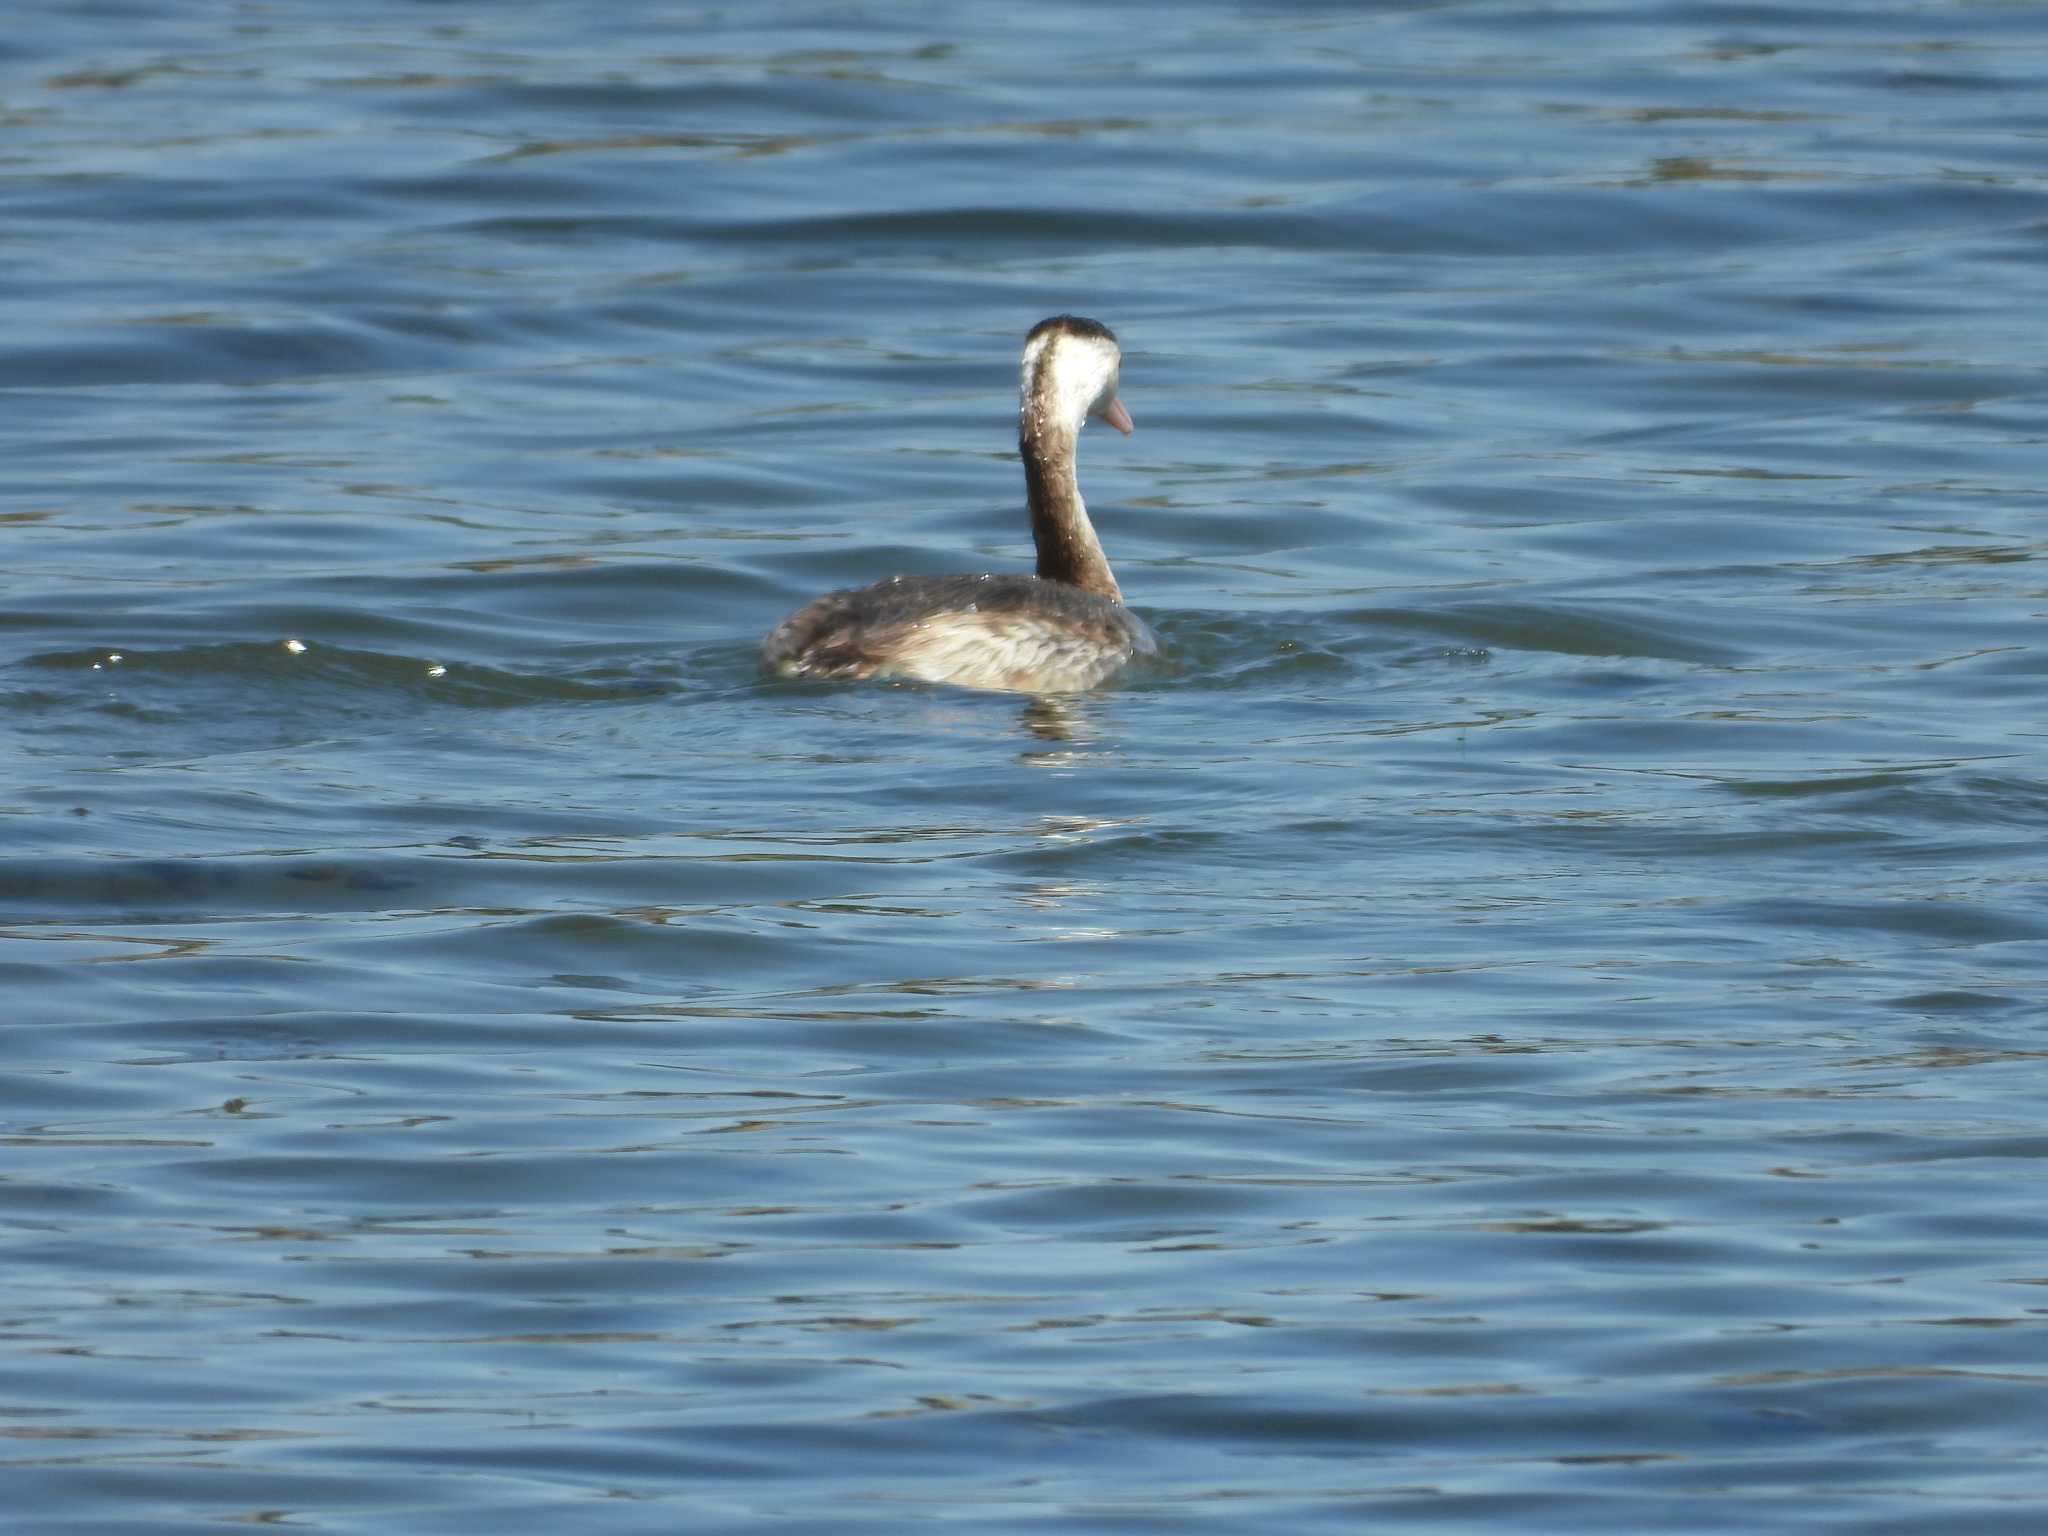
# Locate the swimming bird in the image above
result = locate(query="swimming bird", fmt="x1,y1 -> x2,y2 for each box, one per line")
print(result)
762,315 -> 1154,692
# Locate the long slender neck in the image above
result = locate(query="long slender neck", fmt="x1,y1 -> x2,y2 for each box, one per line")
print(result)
1021,409 -> 1122,603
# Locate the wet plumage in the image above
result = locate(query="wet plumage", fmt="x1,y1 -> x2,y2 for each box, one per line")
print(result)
762,571 -> 1156,693
763,315 -> 1151,694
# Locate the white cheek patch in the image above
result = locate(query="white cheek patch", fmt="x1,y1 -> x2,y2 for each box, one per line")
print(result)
1022,334 -> 1119,435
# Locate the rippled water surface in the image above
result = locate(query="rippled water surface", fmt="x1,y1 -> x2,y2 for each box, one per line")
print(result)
8,1 -> 2048,1530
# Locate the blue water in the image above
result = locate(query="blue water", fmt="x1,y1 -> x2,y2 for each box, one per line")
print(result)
7,2 -> 2048,1530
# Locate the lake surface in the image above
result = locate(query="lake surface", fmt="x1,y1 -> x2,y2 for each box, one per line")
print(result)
7,1 -> 2048,1530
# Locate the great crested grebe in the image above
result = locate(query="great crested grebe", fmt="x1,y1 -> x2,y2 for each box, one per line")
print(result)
762,315 -> 1154,693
